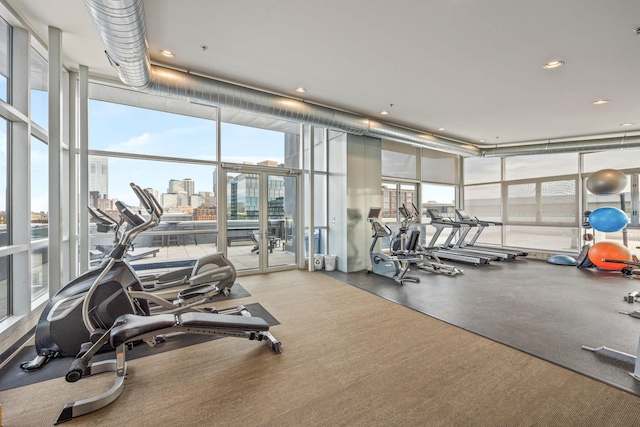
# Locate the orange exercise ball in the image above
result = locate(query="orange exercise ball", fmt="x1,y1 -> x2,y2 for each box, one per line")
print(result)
587,241 -> 631,270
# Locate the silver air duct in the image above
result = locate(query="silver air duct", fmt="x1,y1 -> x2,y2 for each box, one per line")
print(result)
482,135 -> 640,158
84,0 -> 150,89
83,0 -> 640,159
83,0 -> 480,157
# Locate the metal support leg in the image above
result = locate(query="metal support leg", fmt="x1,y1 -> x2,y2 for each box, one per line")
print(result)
582,333 -> 640,381
56,345 -> 127,424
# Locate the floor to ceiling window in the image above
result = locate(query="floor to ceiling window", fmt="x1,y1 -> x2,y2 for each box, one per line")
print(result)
29,38 -> 50,306
30,136 -> 49,301
0,8 -> 69,342
0,116 -> 8,320
30,46 -> 48,131
465,153 -> 580,252
419,146 -> 460,248
88,87 -> 219,265
0,17 -> 8,103
463,157 -> 502,245
88,85 -> 304,273
221,110 -> 301,270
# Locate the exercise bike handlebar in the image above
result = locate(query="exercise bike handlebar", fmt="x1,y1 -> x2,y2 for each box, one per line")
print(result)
398,203 -> 421,229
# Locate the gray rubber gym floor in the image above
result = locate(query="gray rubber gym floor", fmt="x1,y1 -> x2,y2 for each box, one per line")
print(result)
322,257 -> 640,396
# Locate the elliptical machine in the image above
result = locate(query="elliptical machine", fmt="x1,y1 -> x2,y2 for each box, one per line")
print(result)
21,183 -> 238,371
390,204 -> 463,276
88,205 -> 236,301
366,207 -> 420,285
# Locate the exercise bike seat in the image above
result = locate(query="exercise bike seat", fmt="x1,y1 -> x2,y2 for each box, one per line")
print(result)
110,312 -> 271,348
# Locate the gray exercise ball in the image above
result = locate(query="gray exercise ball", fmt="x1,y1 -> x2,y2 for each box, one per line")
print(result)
586,169 -> 627,195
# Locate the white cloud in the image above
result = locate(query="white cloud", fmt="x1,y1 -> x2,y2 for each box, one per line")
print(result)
108,133 -> 153,153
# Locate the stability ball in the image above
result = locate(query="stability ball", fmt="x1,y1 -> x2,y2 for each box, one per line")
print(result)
587,207 -> 628,232
587,241 -> 631,270
547,255 -> 578,266
586,169 -> 627,195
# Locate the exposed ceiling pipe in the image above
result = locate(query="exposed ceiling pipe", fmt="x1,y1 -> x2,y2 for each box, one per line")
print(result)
481,135 -> 640,157
82,0 -> 481,157
84,0 -> 150,89
83,0 -> 640,160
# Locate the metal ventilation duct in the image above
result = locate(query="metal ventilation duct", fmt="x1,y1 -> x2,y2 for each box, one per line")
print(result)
83,0 -> 640,159
84,0 -> 150,89
82,0 -> 480,157
481,135 -> 640,157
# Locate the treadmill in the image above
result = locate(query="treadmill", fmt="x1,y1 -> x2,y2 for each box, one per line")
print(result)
425,209 -> 496,265
454,209 -> 528,257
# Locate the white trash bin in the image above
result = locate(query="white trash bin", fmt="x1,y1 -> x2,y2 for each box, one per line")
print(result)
314,254 -> 324,270
324,255 -> 337,271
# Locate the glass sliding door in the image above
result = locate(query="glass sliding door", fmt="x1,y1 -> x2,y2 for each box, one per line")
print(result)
226,171 -> 260,271
225,167 -> 298,273
267,173 -> 297,269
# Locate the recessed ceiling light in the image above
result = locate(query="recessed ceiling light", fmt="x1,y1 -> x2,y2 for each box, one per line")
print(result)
543,60 -> 564,69
620,123 -> 634,127
295,87 -> 306,93
160,50 -> 175,58
479,139 -> 486,143
438,127 -> 445,131
592,99 -> 610,105
380,111 -> 389,115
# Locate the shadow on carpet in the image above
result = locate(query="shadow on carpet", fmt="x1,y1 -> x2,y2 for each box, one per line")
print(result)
322,263 -> 640,397
0,282 -> 278,392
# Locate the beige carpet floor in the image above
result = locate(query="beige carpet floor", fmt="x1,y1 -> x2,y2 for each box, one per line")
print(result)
1,269 -> 639,426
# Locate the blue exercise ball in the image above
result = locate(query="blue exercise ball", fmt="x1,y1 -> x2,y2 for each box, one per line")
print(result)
547,255 -> 578,266
588,207 -> 628,232
586,169 -> 627,195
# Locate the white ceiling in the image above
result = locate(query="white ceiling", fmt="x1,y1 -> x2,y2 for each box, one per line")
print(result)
6,0 -> 640,146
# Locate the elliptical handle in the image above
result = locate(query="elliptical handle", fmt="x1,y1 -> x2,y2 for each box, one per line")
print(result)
145,188 -> 163,216
130,182 -> 154,215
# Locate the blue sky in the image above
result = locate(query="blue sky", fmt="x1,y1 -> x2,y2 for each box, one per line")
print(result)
88,100 -> 286,205
21,97 -> 465,212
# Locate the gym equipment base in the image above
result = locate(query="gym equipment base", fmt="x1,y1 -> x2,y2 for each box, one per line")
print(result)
55,311 -> 281,424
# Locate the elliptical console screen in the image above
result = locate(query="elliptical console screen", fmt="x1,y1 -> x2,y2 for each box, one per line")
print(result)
367,207 -> 381,221
116,201 -> 145,226
456,210 -> 470,220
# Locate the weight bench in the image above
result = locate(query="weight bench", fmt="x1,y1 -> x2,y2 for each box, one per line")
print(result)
56,309 -> 281,424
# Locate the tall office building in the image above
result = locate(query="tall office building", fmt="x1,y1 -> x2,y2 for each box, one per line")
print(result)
89,156 -> 108,198
189,194 -> 202,208
227,173 -> 284,220
200,191 -> 215,207
168,179 -> 183,194
161,193 -> 179,209
182,178 -> 195,196
175,190 -> 189,206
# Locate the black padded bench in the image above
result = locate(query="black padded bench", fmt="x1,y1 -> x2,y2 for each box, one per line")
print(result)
110,312 -> 270,348
56,310 -> 280,425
